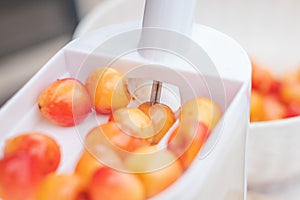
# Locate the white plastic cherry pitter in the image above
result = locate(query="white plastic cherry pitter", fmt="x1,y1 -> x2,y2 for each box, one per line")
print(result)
0,0 -> 251,199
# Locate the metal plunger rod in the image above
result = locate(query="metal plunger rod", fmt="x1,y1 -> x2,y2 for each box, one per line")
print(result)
150,80 -> 162,104
141,0 -> 196,104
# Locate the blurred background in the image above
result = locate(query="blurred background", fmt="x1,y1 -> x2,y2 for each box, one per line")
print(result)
0,0 -> 99,106
1,0 -> 299,108
2,0 -> 300,108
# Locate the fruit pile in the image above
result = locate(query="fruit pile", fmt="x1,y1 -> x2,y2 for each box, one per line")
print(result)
0,67 -> 222,200
251,60 -> 300,122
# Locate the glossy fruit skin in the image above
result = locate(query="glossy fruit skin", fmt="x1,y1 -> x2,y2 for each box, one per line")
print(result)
38,78 -> 92,126
109,107 -> 154,142
168,121 -> 210,169
4,132 -> 61,175
36,174 -> 87,200
138,102 -> 175,144
0,153 -> 43,200
180,97 -> 222,131
85,122 -> 151,153
75,149 -> 103,183
85,67 -> 130,114
124,145 -> 183,198
88,167 -> 145,200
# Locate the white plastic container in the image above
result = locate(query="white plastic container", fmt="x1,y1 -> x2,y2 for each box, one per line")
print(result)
74,1 -> 300,199
0,18 -> 251,199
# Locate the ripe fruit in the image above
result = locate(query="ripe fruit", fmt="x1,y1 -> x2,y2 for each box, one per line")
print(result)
109,107 -> 154,140
250,91 -> 264,122
138,102 -> 175,144
4,132 -> 61,175
124,145 -> 183,198
286,102 -> 300,118
250,62 -> 300,122
36,174 -> 87,200
0,153 -> 43,200
85,122 -> 151,154
252,61 -> 280,94
280,81 -> 300,105
180,97 -> 222,131
38,78 -> 92,126
75,149 -> 103,183
85,67 -> 130,114
88,167 -> 145,200
168,121 -> 210,169
263,95 -> 287,121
